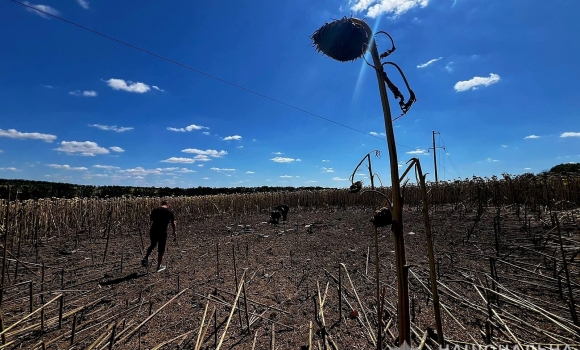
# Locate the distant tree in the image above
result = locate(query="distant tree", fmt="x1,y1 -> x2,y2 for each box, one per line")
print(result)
549,163 -> 580,174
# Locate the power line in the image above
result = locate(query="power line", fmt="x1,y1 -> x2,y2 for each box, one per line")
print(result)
9,0 -> 415,150
438,134 -> 462,179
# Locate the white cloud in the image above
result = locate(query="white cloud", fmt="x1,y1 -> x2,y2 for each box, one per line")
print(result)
369,131 -> 385,136
351,0 -> 429,18
222,135 -> 242,141
501,145 -> 508,148
271,157 -> 300,163
181,149 -> 227,157
246,171 -> 255,174
487,158 -> 499,162
46,164 -> 87,171
109,146 -> 124,153
524,167 -> 532,170
454,73 -> 500,92
273,152 -> 283,155
93,165 -> 119,170
280,175 -> 293,178
406,148 -> 429,155
105,78 -> 151,93
167,124 -> 209,132
152,86 -> 164,92
210,167 -> 236,172
120,167 -> 162,176
77,0 -> 89,9
202,131 -> 210,135
193,155 -> 212,162
322,167 -> 334,173
252,139 -> 257,142
202,177 -> 210,180
161,157 -> 195,164
23,2 -> 59,18
322,159 -> 330,162
332,177 -> 347,181
417,57 -> 442,68
177,168 -> 195,173
561,132 -> 580,138
197,164 -> 204,167
0,167 -> 19,171
69,90 -> 97,97
445,62 -> 454,72
0,128 -> 57,142
524,135 -> 540,139
84,173 -> 109,178
55,141 -> 109,156
89,124 -> 133,132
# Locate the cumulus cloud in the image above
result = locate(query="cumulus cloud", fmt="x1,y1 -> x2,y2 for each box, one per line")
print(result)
93,165 -> 119,170
222,135 -> 242,141
76,0 -> 89,9
177,168 -> 195,173
210,167 -> 236,172
23,2 -> 59,18
417,57 -> 442,68
55,141 -> 109,156
120,167 -> 162,176
454,73 -> 500,92
89,124 -> 133,132
524,135 -> 540,139
181,149 -> 227,157
46,164 -> 87,171
351,0 -> 429,18
161,157 -> 195,164
109,146 -> 124,153
167,124 -> 209,132
69,90 -> 97,97
271,157 -> 301,163
406,148 -> 429,155
0,128 -> 57,142
105,78 -> 151,93
332,177 -> 347,181
561,132 -> 580,138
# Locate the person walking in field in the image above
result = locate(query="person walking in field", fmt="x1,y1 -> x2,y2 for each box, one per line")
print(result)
141,200 -> 176,272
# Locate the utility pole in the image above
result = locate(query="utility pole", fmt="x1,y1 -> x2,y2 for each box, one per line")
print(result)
429,131 -> 445,183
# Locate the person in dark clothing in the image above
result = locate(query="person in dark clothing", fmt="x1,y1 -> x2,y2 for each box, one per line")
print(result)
141,200 -> 176,272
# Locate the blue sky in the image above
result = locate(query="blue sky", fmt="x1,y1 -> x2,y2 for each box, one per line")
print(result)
1,0 -> 579,188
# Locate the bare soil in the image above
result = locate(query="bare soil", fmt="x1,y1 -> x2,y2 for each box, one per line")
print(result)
1,204 -> 579,349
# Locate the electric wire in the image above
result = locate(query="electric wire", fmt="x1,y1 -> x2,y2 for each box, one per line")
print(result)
8,0 -> 417,149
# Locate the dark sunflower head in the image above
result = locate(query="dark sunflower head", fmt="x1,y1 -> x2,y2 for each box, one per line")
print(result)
311,17 -> 371,62
370,207 -> 392,228
349,181 -> 363,193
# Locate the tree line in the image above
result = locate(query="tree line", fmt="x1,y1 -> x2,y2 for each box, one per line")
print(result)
0,178 -> 327,201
